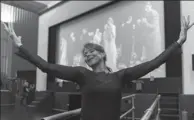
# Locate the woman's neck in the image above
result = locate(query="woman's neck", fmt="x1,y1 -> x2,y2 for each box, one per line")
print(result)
92,62 -> 109,73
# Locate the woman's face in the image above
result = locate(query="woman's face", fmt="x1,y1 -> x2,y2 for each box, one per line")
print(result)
83,48 -> 105,67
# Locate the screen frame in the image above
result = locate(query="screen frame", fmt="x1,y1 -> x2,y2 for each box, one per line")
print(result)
47,1 -> 182,88
192,54 -> 194,71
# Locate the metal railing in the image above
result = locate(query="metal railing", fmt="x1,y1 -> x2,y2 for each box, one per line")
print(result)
41,108 -> 81,120
41,94 -> 136,120
120,94 -> 135,120
140,95 -> 161,120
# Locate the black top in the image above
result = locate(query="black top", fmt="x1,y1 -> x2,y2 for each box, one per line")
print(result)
15,42 -> 181,120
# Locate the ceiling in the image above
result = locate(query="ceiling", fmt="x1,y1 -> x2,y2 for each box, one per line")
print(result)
1,1 -> 62,15
35,1 -> 61,8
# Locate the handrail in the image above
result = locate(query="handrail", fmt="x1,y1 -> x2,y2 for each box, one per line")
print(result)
41,94 -> 136,120
41,108 -> 81,120
120,94 -> 136,119
140,95 -> 161,120
120,107 -> 134,119
122,94 -> 135,100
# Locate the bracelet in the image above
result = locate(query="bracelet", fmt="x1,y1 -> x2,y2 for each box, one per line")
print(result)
176,37 -> 184,46
176,41 -> 182,47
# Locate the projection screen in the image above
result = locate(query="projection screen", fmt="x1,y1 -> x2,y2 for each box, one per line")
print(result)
56,1 -> 165,81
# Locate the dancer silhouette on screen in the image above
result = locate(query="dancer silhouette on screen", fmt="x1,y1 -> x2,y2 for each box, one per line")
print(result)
103,17 -> 118,71
2,15 -> 193,120
92,28 -> 102,45
59,37 -> 68,66
141,2 -> 162,59
118,15 -> 133,68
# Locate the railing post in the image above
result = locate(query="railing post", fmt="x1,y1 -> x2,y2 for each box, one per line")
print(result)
132,95 -> 135,120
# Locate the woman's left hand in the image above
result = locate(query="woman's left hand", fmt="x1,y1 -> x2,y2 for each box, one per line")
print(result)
178,15 -> 194,45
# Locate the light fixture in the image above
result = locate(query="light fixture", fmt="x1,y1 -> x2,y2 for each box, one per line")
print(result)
1,3 -> 14,23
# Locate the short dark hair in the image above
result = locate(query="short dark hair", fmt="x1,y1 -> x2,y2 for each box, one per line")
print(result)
82,42 -> 107,61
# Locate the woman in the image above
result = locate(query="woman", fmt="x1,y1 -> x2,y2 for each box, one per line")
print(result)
2,16 -> 193,120
20,80 -> 30,105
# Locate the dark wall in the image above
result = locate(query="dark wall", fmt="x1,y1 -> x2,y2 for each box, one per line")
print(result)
17,70 -> 36,84
179,95 -> 194,120
1,3 -> 39,77
123,77 -> 182,94
164,1 -> 182,77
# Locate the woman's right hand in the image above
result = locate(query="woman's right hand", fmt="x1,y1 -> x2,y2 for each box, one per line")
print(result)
1,21 -> 23,47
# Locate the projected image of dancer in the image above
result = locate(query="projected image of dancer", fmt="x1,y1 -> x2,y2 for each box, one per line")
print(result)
80,28 -> 88,41
70,32 -> 76,42
118,15 -> 133,68
129,36 -> 137,67
92,28 -> 102,45
133,18 -> 145,65
121,16 -> 132,27
2,15 -> 193,120
103,17 -> 118,71
141,1 -> 162,59
59,37 -> 68,65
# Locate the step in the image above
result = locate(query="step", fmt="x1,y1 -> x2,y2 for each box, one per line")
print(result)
160,102 -> 179,108
27,104 -> 36,108
160,93 -> 179,97
160,97 -> 179,103
30,101 -> 40,106
160,114 -> 179,120
160,100 -> 179,105
32,101 -> 40,104
161,95 -> 179,99
160,103 -> 179,109
161,108 -> 179,115
27,104 -> 37,113
35,97 -> 45,101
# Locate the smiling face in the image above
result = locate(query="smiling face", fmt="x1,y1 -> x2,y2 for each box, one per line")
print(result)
82,43 -> 106,68
83,48 -> 105,67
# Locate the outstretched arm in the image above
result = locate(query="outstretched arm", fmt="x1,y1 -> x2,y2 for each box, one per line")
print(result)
117,15 -> 194,81
1,21 -> 85,85
118,42 -> 181,80
15,45 -> 85,84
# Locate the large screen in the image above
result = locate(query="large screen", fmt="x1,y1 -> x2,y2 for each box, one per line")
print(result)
56,1 -> 165,80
